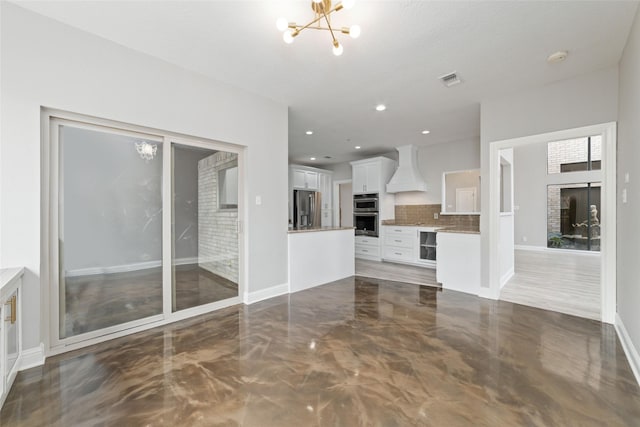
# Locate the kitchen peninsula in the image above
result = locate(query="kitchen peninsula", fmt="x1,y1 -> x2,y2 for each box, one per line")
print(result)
288,226 -> 355,293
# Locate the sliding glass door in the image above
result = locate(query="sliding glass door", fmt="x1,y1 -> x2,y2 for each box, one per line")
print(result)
50,117 -> 243,349
58,124 -> 164,339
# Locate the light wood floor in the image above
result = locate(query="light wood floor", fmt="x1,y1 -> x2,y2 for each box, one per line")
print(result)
355,259 -> 438,286
500,249 -> 600,320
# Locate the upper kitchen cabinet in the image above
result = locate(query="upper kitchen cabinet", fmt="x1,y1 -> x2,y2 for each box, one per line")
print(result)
441,169 -> 481,214
351,157 -> 397,194
292,168 -> 319,190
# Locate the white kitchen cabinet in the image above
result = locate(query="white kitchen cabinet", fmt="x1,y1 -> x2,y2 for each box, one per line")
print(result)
381,226 -> 439,268
436,232 -> 481,295
350,158 -> 394,194
292,169 -> 318,190
0,268 -> 23,408
355,236 -> 381,260
382,228 -> 415,263
319,173 -> 332,210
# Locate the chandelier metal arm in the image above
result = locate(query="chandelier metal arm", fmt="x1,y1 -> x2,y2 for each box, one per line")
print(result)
321,8 -> 338,45
289,2 -> 344,37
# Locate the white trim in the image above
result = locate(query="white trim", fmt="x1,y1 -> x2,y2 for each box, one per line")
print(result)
514,245 -> 601,257
478,286 -> 499,300
19,343 -> 45,371
243,283 -> 289,305
489,122 -> 617,324
615,314 -> 640,387
500,267 -> 514,289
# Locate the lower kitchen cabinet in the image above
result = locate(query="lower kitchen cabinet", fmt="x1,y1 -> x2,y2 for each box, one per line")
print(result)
382,226 -> 438,268
0,268 -> 23,408
355,236 -> 381,260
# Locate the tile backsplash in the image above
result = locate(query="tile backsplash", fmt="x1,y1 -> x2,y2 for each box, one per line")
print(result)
391,204 -> 480,231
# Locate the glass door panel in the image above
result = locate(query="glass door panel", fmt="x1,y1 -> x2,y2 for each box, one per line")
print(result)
59,125 -> 163,339
172,144 -> 239,312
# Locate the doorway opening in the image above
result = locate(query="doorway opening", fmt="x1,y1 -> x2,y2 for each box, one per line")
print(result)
488,123 -> 616,323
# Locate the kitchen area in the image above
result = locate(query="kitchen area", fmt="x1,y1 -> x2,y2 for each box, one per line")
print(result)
288,142 -> 482,296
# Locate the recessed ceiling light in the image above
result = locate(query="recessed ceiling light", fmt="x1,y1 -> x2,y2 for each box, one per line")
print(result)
421,130 -> 430,135
355,146 -> 361,149
547,50 -> 568,63
305,130 -> 313,135
310,157 -> 316,160
375,104 -> 386,111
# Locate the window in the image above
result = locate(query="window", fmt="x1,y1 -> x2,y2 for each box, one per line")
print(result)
547,135 -> 602,174
218,163 -> 238,210
547,183 -> 601,251
546,135 -> 602,251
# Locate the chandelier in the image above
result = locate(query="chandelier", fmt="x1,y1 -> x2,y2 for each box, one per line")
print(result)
135,141 -> 157,161
276,0 -> 360,56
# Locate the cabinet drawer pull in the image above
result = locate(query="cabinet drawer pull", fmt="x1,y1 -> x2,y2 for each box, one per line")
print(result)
5,295 -> 16,324
362,249 -> 368,252
395,229 -> 402,232
395,252 -> 402,255
394,239 -> 402,243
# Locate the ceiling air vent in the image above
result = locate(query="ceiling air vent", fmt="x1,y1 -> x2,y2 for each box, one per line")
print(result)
439,71 -> 461,87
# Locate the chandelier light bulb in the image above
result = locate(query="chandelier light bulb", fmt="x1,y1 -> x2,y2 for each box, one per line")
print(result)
349,25 -> 361,39
283,30 -> 295,44
276,17 -> 288,32
342,0 -> 356,10
333,42 -> 344,56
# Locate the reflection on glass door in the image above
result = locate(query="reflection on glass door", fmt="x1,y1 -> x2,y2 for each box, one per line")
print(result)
172,144 -> 239,312
59,125 -> 163,339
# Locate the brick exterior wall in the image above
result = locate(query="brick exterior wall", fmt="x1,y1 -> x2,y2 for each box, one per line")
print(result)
198,152 -> 238,283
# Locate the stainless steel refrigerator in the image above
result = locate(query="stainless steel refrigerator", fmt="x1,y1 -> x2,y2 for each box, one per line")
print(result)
293,189 -> 321,228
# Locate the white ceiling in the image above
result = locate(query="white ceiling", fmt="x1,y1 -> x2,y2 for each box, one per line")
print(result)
14,0 -> 639,166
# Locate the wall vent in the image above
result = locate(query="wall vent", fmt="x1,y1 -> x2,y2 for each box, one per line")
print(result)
439,71 -> 461,87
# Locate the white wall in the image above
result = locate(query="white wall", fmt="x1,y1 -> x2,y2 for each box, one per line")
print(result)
513,143 -> 548,247
0,3 -> 288,350
328,161 -> 352,181
480,66 -> 619,289
393,138 -> 481,205
617,7 -> 640,372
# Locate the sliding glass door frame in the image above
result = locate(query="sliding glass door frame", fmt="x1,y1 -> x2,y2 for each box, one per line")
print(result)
44,110 -> 245,355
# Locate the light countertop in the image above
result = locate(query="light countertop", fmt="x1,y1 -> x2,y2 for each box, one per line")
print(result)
0,267 -> 24,293
288,226 -> 355,234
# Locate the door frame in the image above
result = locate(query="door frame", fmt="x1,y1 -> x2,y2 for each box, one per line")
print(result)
485,122 -> 617,324
41,108 -> 246,355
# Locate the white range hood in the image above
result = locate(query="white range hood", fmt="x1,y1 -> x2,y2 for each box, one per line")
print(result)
386,145 -> 427,193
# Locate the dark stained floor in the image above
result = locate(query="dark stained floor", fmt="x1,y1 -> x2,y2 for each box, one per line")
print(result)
4,276 -> 640,426
63,264 -> 238,337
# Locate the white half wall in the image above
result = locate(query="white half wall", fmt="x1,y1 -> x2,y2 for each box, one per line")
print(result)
480,66 -> 619,290
617,6 -> 640,378
0,3 -> 288,350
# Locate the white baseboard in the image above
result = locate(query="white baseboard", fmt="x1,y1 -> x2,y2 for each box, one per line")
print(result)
615,314 -> 640,387
478,287 -> 499,300
244,283 -> 289,305
65,257 -> 198,277
514,245 -> 600,257
500,267 -> 514,289
20,343 -> 45,371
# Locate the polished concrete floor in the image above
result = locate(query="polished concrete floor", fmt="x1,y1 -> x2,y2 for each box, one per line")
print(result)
500,249 -> 600,320
4,276 -> 639,426
63,264 -> 238,337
